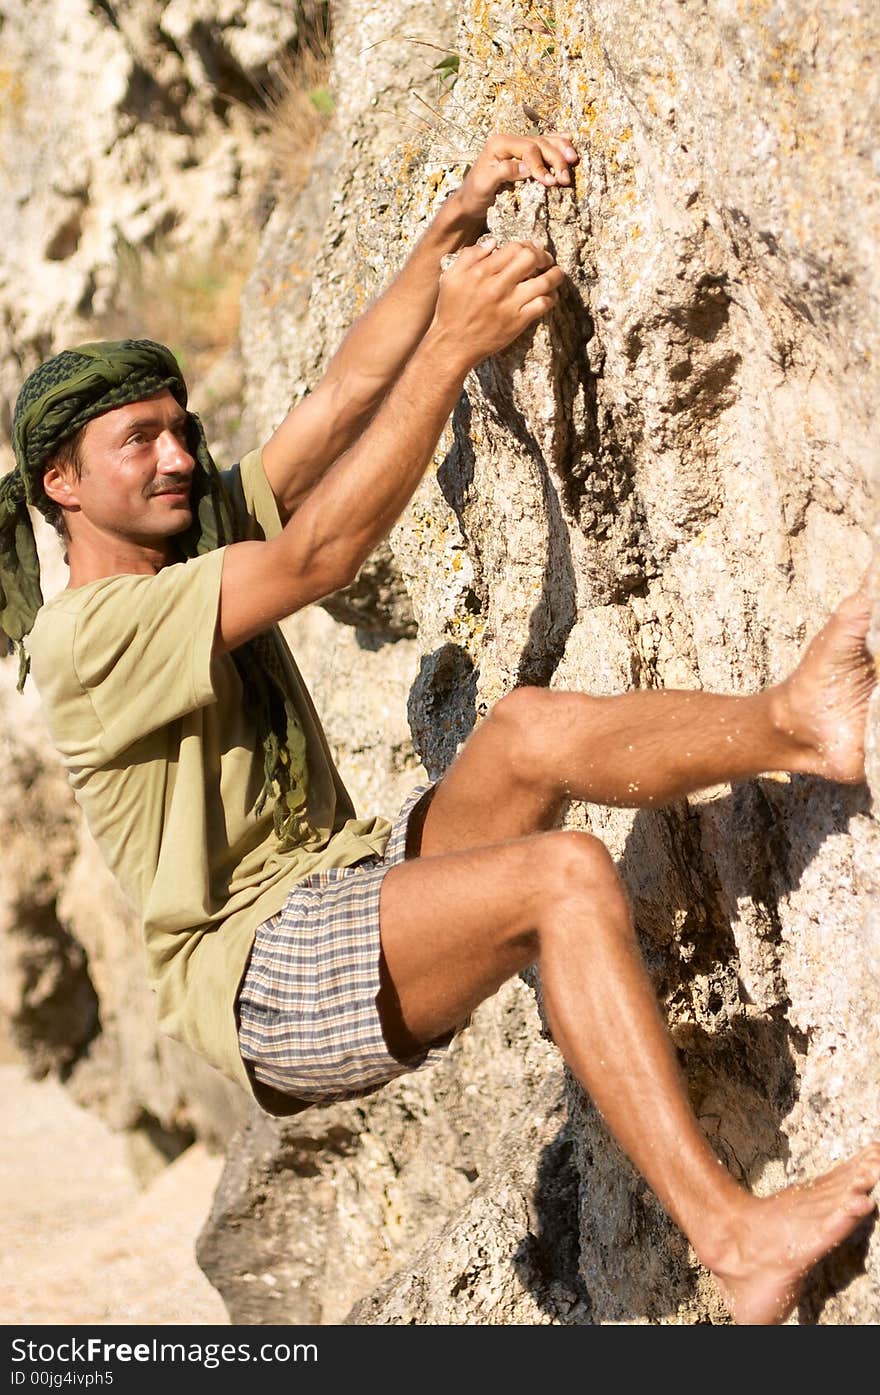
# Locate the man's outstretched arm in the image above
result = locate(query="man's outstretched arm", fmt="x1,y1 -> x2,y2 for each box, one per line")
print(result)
261,133 -> 579,522
216,238 -> 563,652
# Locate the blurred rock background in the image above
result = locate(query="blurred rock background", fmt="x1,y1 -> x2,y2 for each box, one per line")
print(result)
1,0 -> 878,1325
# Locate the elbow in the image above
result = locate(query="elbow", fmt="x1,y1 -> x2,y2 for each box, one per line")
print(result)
334,561 -> 361,592
321,554 -> 361,596
301,541 -> 361,601
275,505 -> 367,603
305,520 -> 371,598
325,365 -> 383,426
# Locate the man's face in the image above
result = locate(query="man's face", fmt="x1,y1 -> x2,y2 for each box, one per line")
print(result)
57,389 -> 196,547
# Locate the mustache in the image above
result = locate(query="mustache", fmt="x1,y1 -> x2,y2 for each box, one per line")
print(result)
147,476 -> 192,497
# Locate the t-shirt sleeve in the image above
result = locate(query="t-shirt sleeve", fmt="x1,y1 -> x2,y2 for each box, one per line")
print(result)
71,549 -> 227,760
218,448 -> 283,543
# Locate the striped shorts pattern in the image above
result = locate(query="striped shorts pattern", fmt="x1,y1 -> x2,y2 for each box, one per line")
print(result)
238,781 -> 453,1105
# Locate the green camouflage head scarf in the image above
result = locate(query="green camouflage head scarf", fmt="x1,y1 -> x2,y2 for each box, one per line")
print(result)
2,337 -> 311,846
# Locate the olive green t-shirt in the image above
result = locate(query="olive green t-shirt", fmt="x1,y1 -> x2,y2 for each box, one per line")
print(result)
27,449 -> 393,1111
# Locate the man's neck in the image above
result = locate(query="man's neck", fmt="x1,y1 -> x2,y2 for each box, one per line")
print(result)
66,534 -> 177,588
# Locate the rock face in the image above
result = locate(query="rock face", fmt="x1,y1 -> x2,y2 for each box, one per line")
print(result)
202,0 -> 880,1325
2,0 -> 879,1327
197,981 -> 570,1324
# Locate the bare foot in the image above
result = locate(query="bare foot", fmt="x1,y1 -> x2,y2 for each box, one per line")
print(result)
702,1143 -> 880,1324
773,584 -> 877,783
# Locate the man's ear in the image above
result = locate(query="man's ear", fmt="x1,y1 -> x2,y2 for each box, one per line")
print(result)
43,465 -> 80,510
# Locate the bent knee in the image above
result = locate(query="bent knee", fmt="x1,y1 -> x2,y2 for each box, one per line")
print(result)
539,829 -> 627,909
490,685 -> 556,741
531,831 -> 633,956
485,686 -> 558,781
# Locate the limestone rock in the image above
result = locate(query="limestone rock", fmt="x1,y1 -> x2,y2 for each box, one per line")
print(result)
218,0 -> 880,1325
2,0 -> 880,1329
159,0 -> 300,93
344,1073 -> 589,1325
198,979 -> 561,1324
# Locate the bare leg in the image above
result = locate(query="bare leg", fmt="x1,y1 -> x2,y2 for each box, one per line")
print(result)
375,584 -> 880,1323
378,831 -> 880,1324
416,583 -> 876,857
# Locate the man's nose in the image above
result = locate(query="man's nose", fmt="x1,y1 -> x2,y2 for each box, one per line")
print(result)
156,429 -> 195,472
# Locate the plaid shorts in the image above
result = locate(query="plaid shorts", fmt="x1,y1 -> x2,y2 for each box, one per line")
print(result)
238,780 -> 454,1105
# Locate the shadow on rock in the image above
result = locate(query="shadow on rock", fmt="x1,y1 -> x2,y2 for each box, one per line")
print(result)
510,1120 -> 592,1324
407,643 -> 478,779
798,1212 -> 877,1324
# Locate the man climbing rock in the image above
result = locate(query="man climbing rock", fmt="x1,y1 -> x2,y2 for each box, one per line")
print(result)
3,132 -> 878,1325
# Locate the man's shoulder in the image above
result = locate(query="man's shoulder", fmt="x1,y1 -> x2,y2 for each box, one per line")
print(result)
28,579 -> 123,698
35,576 -> 128,618
221,447 -> 282,543
29,553 -> 225,686
31,571 -> 173,640
30,580 -> 110,654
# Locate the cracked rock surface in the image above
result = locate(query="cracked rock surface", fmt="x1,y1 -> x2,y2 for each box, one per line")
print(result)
210,0 -> 880,1324
2,0 -> 878,1325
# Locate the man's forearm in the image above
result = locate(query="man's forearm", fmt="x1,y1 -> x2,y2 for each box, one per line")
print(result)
320,132 -> 578,423
282,238 -> 561,592
286,323 -> 468,589
322,188 -> 485,416
216,326 -> 468,655
261,135 -> 578,523
262,190 -> 484,521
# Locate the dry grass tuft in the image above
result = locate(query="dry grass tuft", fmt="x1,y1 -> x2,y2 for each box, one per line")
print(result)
258,0 -> 335,193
